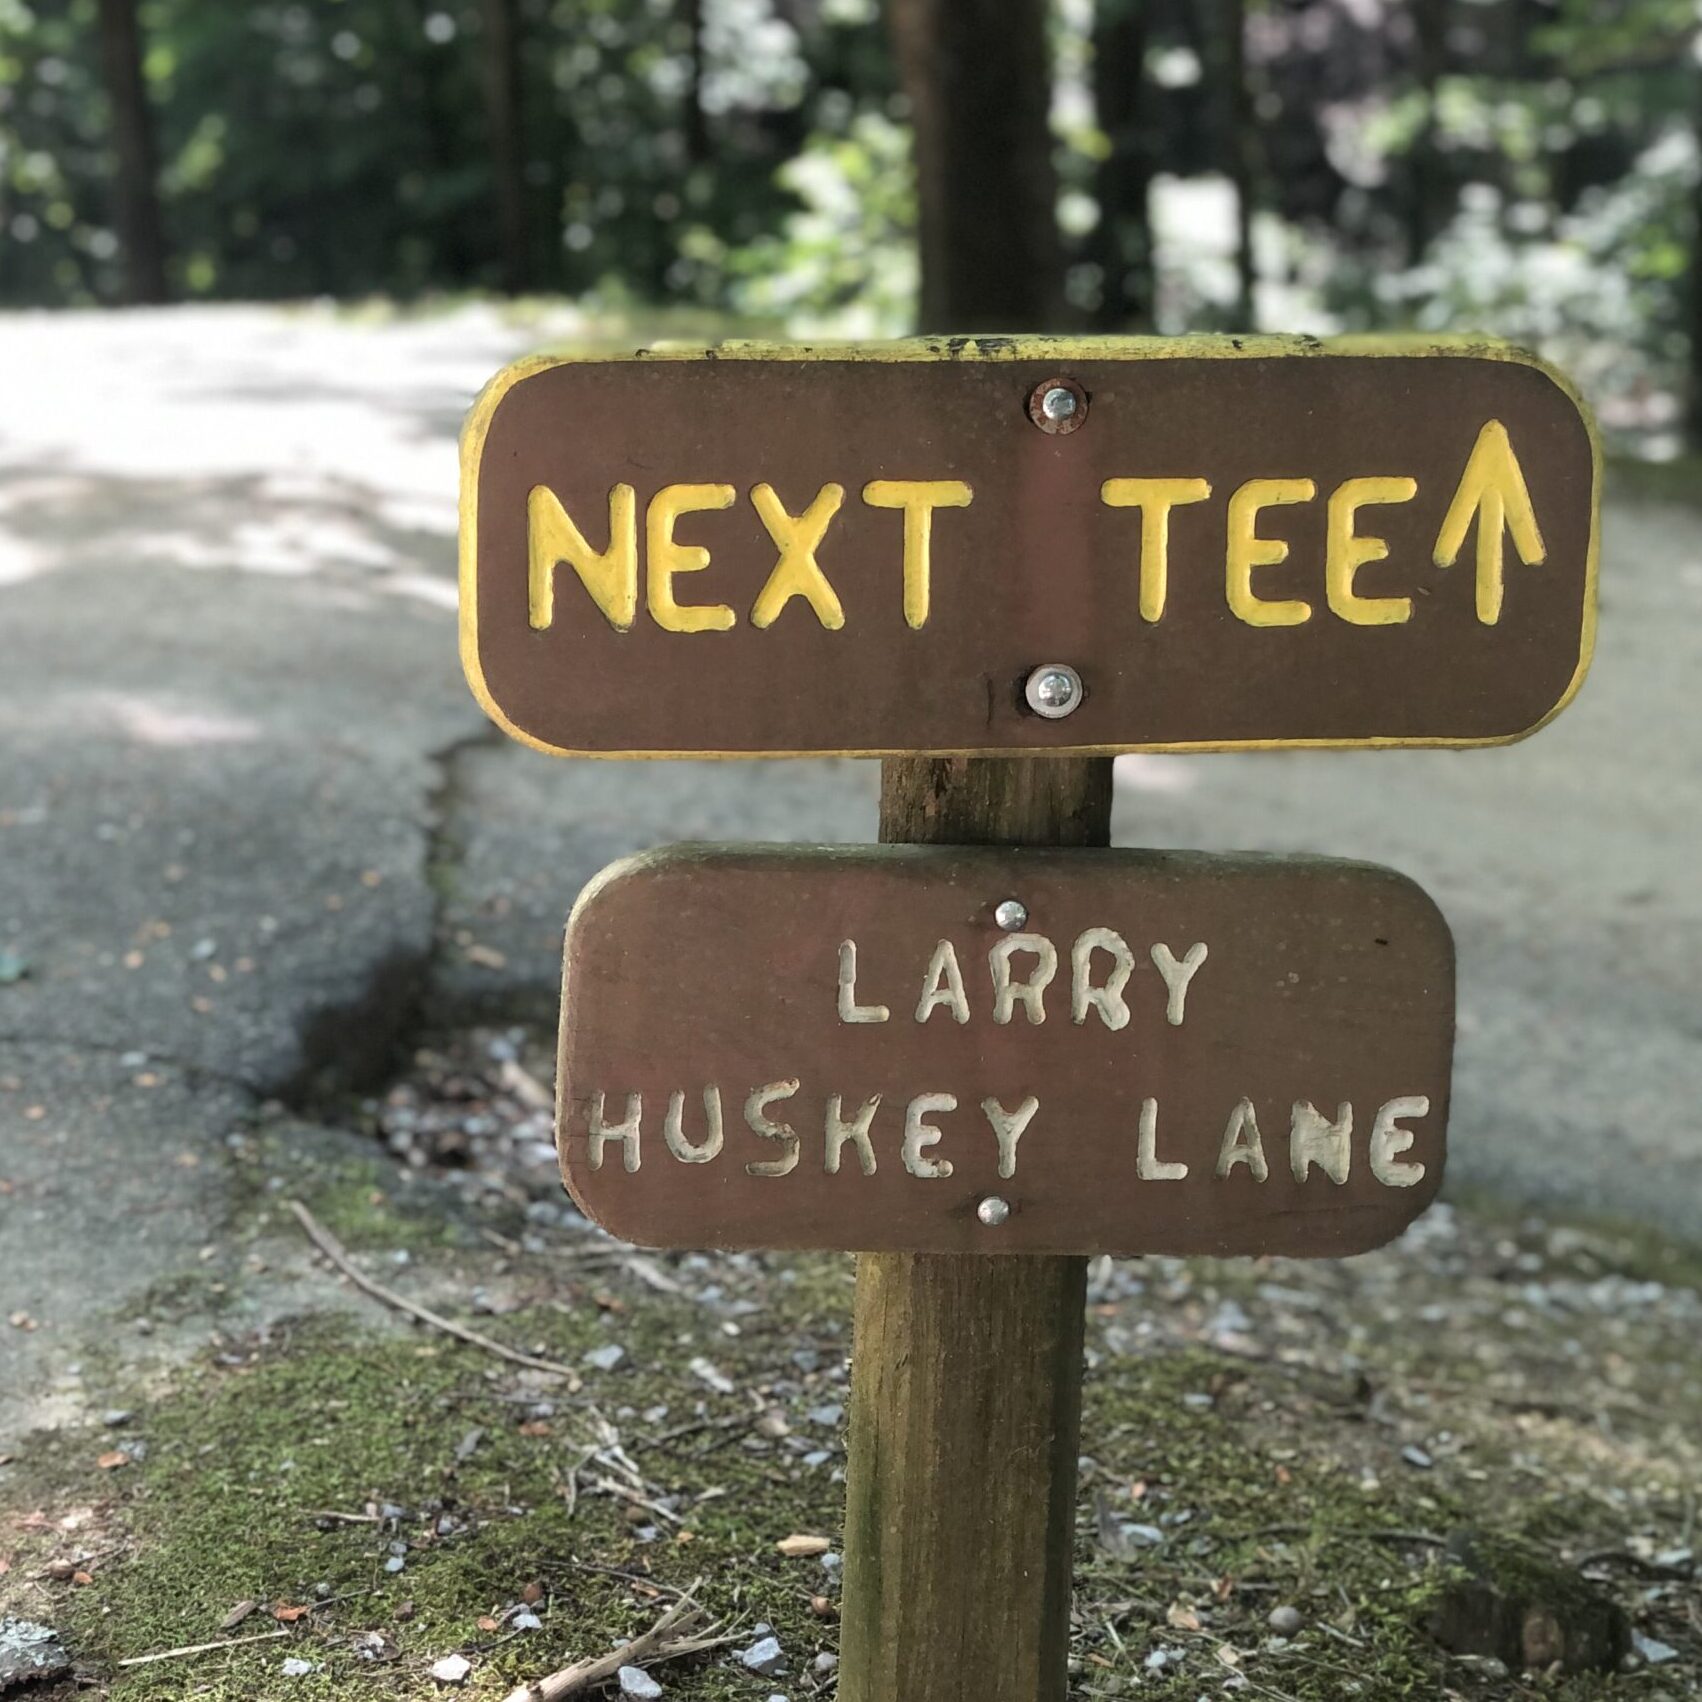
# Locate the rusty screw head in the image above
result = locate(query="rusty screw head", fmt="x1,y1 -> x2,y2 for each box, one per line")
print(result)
1027,376 -> 1087,434
1041,386 -> 1077,422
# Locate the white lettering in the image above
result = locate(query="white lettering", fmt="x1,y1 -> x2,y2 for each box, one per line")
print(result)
990,933 -> 1058,1025
1071,927 -> 1134,1031
1215,1097 -> 1269,1180
664,1086 -> 723,1163
903,1092 -> 957,1178
825,1093 -> 880,1176
1137,1097 -> 1188,1180
1289,1100 -> 1351,1184
588,1091 -> 642,1173
916,939 -> 971,1024
1150,941 -> 1208,1025
745,1079 -> 802,1177
981,1095 -> 1039,1179
1369,1095 -> 1429,1187
837,939 -> 889,1024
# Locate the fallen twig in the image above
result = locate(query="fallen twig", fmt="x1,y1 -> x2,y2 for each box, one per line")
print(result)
566,1559 -> 689,1597
1575,1546 -> 1692,1576
500,1580 -> 735,1702
288,1201 -> 582,1385
1248,1525 -> 1446,1549
582,1474 -> 683,1525
648,1413 -> 754,1449
117,1629 -> 289,1668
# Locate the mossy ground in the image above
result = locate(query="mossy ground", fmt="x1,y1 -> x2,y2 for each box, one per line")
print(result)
23,1334 -> 838,1698
4,1100 -> 1699,1701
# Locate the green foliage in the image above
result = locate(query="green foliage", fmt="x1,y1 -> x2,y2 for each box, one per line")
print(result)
0,0 -> 892,305
0,0 -> 115,302
711,107 -> 917,335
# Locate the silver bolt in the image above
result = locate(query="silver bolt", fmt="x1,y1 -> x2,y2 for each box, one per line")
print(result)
994,899 -> 1028,931
1024,662 -> 1083,720
1040,385 -> 1078,423
977,1195 -> 1011,1227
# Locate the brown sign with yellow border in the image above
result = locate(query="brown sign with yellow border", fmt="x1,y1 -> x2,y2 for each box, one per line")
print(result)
557,845 -> 1454,1257
460,337 -> 1598,757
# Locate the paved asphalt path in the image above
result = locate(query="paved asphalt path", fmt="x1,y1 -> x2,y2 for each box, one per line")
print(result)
0,306 -> 1697,1434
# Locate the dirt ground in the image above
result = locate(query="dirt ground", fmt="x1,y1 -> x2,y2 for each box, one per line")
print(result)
2,1024 -> 1698,1702
2,306 -> 1699,1700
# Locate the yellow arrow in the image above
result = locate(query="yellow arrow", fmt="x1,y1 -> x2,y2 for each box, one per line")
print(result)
1432,419 -> 1547,624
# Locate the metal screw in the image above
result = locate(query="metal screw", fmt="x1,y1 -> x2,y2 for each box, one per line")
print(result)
994,899 -> 1028,931
1040,386 -> 1077,423
1024,662 -> 1083,720
1025,376 -> 1087,434
977,1196 -> 1012,1227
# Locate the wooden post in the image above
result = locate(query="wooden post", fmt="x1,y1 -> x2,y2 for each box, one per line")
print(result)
838,756 -> 1112,1702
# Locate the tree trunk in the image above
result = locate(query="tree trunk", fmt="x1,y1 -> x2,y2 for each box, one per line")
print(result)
1689,61 -> 1702,449
1220,0 -> 1256,330
889,0 -> 1065,331
681,0 -> 710,166
483,0 -> 530,295
1090,0 -> 1154,329
96,0 -> 168,304
1408,0 -> 1447,264
838,759 -> 1111,1702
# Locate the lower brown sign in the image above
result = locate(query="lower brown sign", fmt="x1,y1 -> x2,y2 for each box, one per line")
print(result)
557,846 -> 1454,1257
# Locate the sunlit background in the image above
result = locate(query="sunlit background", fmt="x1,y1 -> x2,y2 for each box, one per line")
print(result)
3,0 -> 1699,451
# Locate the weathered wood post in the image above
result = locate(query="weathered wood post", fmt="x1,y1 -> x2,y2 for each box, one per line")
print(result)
838,757 -> 1110,1702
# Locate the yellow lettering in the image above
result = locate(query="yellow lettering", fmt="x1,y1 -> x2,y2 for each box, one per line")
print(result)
1226,477 -> 1315,627
646,483 -> 736,633
749,482 -> 846,630
1433,419 -> 1546,625
862,479 -> 973,629
1325,476 -> 1418,626
527,484 -> 637,631
1101,477 -> 1212,623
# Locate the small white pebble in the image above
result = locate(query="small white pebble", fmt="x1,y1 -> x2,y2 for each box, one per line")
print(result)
739,1636 -> 786,1676
430,1653 -> 472,1686
1633,1632 -> 1678,1666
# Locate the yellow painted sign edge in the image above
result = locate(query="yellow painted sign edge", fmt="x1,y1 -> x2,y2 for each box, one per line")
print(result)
457,333 -> 1601,760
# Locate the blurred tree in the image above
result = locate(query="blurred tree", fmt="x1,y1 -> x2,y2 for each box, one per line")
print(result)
1407,0 -> 1447,263
888,0 -> 1063,329
1,0 -> 1698,446
1218,0 -> 1256,329
95,0 -> 166,301
1089,0 -> 1154,329
483,0 -> 531,294
1540,0 -> 1702,441
680,0 -> 710,166
1693,83 -> 1702,445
